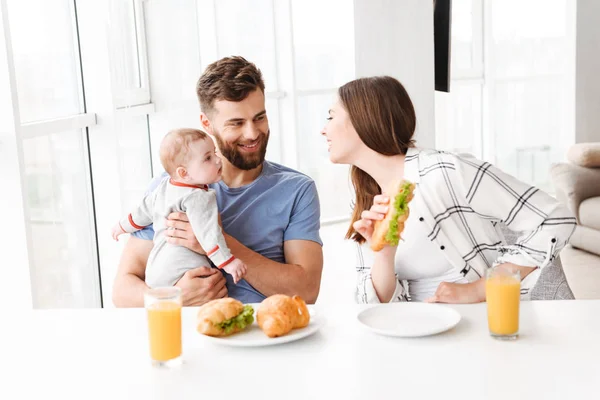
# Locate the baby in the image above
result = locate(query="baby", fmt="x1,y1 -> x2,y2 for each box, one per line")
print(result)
111,128 -> 247,286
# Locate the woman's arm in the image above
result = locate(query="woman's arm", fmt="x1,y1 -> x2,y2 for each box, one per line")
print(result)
355,244 -> 408,304
353,195 -> 409,303
455,154 -> 577,294
425,262 -> 534,304
366,247 -> 399,303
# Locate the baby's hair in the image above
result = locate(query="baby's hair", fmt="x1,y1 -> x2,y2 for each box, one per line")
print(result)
159,128 -> 209,176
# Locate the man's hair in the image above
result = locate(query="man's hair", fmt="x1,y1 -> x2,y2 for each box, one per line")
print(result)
159,128 -> 208,176
196,56 -> 265,115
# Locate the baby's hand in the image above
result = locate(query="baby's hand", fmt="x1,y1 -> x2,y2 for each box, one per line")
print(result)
223,258 -> 247,284
111,223 -> 126,241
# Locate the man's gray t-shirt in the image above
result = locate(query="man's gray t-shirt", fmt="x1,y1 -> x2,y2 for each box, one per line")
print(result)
133,161 -> 322,303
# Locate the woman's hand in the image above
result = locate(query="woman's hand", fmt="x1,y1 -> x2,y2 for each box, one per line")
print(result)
354,195 -> 399,302
352,194 -> 390,243
425,279 -> 486,304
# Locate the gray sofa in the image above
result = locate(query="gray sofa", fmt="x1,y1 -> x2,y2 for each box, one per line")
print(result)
548,143 -> 600,299
551,143 -> 600,257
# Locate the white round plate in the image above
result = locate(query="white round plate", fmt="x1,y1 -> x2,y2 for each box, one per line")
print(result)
199,304 -> 323,347
357,303 -> 461,337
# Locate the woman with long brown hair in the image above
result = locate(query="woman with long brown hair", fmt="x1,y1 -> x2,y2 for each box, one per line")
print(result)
321,76 -> 576,304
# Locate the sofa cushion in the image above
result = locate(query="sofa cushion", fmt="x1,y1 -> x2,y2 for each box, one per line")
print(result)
550,162 -> 600,221
579,196 -> 600,231
570,225 -> 600,257
567,143 -> 600,167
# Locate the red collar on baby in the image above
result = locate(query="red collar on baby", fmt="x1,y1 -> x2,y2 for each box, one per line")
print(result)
169,179 -> 208,190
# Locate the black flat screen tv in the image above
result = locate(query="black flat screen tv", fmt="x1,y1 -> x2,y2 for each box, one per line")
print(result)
434,0 -> 452,92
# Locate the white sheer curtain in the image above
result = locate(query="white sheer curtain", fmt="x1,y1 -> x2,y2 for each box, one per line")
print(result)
435,0 -> 575,193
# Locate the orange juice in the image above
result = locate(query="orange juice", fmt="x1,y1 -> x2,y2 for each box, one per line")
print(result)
147,301 -> 182,361
486,274 -> 520,337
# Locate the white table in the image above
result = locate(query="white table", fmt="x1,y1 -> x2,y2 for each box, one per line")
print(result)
2,300 -> 600,400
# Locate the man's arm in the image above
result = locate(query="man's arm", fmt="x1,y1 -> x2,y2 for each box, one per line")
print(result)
112,236 -> 228,307
226,235 -> 323,303
164,219 -> 324,304
164,180 -> 324,303
112,236 -> 152,307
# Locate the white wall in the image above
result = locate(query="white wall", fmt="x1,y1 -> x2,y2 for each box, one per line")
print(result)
354,0 -> 436,149
576,0 -> 600,143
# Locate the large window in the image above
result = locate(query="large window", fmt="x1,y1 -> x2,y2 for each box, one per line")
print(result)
108,0 -> 151,107
435,0 -> 576,193
9,0 -> 83,122
2,0 -> 153,308
22,130 -> 99,308
179,0 -> 356,222
292,0 -> 355,222
6,0 -> 100,308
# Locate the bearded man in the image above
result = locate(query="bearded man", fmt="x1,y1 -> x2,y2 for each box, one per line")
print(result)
112,56 -> 323,307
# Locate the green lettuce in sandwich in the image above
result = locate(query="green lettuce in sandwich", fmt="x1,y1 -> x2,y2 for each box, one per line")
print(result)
216,305 -> 254,335
370,180 -> 416,252
196,298 -> 255,337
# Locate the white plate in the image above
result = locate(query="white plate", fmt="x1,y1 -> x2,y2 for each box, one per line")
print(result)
199,304 -> 323,347
357,302 -> 461,337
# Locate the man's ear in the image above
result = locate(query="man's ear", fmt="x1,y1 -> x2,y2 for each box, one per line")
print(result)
175,166 -> 187,180
200,113 -> 212,134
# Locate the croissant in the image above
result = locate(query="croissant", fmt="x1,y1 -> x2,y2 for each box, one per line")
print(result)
257,295 -> 311,338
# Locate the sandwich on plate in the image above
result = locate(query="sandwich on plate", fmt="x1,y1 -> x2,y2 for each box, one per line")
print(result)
196,298 -> 254,337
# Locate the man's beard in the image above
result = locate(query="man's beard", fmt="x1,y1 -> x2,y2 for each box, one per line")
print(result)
213,129 -> 269,171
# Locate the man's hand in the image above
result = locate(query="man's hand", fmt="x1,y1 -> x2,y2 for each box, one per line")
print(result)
425,279 -> 486,304
175,267 -> 227,306
165,212 -> 205,254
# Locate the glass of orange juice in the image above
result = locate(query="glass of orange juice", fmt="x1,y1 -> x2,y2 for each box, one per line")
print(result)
144,287 -> 182,367
486,265 -> 520,340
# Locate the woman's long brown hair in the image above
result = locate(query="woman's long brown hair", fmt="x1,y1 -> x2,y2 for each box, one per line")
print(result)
340,76 -> 417,243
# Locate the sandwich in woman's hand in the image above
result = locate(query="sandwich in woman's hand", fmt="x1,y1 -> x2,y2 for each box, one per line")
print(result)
370,179 -> 416,252
257,295 -> 310,338
196,298 -> 254,337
